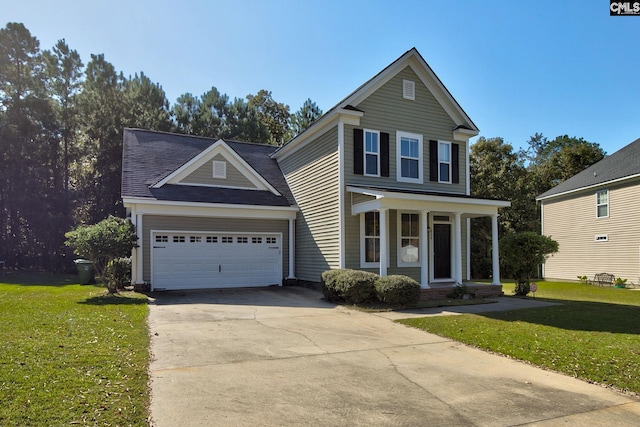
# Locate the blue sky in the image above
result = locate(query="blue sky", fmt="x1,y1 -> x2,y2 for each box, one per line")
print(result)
4,0 -> 639,154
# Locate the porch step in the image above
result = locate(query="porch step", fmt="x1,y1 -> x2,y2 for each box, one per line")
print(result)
420,284 -> 503,300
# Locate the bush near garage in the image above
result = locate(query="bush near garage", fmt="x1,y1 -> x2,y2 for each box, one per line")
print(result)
321,269 -> 378,304
374,275 -> 421,306
104,257 -> 132,293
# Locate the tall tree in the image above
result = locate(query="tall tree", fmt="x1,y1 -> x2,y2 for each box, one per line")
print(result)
43,39 -> 83,194
469,137 -> 533,278
122,72 -> 172,131
292,98 -> 322,136
246,89 -> 291,145
525,134 -> 606,194
195,86 -> 229,138
172,92 -> 200,135
0,22 -> 59,269
76,53 -> 125,224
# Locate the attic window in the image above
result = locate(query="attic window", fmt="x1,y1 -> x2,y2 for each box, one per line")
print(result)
403,79 -> 415,100
212,160 -> 227,179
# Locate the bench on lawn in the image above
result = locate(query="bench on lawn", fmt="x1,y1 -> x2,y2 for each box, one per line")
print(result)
592,272 -> 615,287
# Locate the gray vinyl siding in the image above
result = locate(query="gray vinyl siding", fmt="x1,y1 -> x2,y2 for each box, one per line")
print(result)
181,154 -> 256,188
141,215 -> 289,283
345,66 -> 466,194
542,180 -> 640,282
278,126 -> 340,282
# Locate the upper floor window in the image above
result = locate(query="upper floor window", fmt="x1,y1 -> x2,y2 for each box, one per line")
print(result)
429,140 -> 459,184
396,131 -> 423,183
438,142 -> 451,183
596,190 -> 609,218
364,130 -> 380,176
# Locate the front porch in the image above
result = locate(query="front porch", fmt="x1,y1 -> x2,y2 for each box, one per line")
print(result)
348,185 -> 511,289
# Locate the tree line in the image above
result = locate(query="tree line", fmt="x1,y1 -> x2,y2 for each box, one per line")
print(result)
1,22 -> 606,276
470,133 -> 605,277
0,22 -> 322,271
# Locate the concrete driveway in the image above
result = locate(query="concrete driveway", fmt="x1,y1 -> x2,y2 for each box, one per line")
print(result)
148,287 -> 640,426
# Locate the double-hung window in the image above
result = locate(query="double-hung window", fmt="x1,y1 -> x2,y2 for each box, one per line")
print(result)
396,131 -> 423,183
398,212 -> 420,266
361,211 -> 380,266
596,190 -> 609,218
364,130 -> 380,176
438,141 -> 451,183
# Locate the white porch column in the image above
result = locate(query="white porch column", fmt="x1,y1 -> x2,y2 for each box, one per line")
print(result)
454,212 -> 463,284
420,210 -> 430,289
287,218 -> 295,279
135,213 -> 144,284
491,213 -> 501,285
379,208 -> 388,277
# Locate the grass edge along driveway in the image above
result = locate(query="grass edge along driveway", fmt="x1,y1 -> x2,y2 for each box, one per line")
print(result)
399,281 -> 640,396
0,273 -> 150,426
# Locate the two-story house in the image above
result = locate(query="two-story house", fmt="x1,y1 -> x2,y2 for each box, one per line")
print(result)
122,48 -> 510,291
537,137 -> 640,282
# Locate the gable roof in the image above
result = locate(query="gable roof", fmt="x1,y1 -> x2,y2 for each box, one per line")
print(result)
537,137 -> 640,201
122,128 -> 295,207
272,47 -> 478,160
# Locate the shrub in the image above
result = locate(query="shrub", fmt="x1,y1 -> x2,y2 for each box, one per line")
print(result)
321,269 -> 345,302
104,257 -> 132,293
446,283 -> 469,299
65,216 -> 137,292
500,232 -> 558,296
320,269 -> 377,304
374,275 -> 421,306
514,282 -> 530,296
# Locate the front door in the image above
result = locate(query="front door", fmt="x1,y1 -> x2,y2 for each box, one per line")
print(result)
433,224 -> 451,279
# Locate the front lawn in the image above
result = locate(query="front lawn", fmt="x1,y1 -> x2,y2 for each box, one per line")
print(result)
399,281 -> 640,395
0,273 -> 150,426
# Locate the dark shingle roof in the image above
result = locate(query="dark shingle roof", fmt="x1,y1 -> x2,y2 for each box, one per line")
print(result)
122,129 -> 295,207
537,138 -> 640,200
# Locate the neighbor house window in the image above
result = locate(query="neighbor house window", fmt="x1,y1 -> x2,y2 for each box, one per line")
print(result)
396,131 -> 423,183
361,211 -> 380,266
438,141 -> 451,183
596,190 -> 609,218
398,212 -> 420,266
364,130 -> 380,176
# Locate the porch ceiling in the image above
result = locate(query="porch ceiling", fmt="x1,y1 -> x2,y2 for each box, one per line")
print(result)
347,185 -> 510,217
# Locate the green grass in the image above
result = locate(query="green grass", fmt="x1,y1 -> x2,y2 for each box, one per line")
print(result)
399,281 -> 640,395
0,273 -> 150,426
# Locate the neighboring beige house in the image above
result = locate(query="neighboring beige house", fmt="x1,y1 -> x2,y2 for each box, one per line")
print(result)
122,48 -> 510,291
537,138 -> 640,282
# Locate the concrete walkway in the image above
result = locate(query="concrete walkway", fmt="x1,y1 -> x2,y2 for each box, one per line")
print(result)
148,287 -> 640,426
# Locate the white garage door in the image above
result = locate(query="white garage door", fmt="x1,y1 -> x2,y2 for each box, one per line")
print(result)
152,231 -> 282,290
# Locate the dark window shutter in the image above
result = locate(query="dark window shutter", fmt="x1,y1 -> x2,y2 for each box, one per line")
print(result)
380,132 -> 389,177
452,143 -> 459,184
429,140 -> 438,182
354,128 -> 363,175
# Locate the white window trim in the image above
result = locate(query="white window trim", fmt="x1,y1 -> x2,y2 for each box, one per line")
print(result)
596,190 -> 609,218
364,129 -> 380,177
360,211 -> 380,268
397,211 -> 420,267
438,141 -> 452,184
212,160 -> 227,179
396,131 -> 423,184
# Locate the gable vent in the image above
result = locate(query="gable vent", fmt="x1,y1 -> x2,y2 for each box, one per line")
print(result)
212,160 -> 227,179
403,79 -> 415,100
